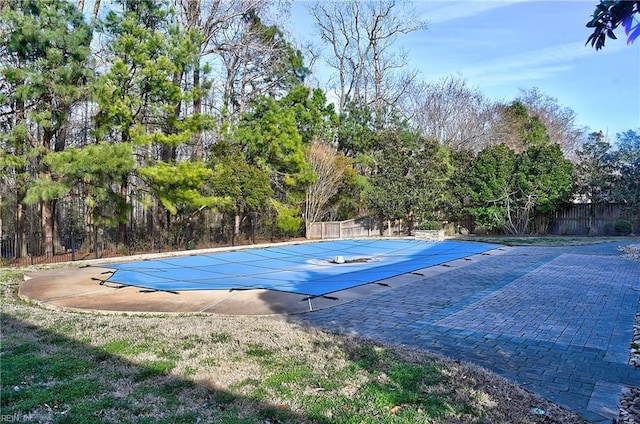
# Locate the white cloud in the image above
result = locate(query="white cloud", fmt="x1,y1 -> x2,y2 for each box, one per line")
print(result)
459,41 -> 627,87
418,0 -> 532,25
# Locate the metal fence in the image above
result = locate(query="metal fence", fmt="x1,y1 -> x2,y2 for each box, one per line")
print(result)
0,225 -> 244,268
0,189 -> 286,267
2,233 -> 91,267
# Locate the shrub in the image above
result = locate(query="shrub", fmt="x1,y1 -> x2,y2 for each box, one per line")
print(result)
474,225 -> 489,235
417,221 -> 443,231
443,223 -> 457,236
614,219 -> 633,236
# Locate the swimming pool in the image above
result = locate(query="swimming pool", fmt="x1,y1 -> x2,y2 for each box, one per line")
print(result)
101,239 -> 499,297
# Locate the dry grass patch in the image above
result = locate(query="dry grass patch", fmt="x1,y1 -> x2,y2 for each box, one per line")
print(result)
460,235 -> 639,246
1,269 -> 587,423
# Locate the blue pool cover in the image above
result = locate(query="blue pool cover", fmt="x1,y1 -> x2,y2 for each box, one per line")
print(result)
102,239 -> 499,296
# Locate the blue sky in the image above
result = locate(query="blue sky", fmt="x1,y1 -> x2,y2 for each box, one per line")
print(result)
287,0 -> 640,138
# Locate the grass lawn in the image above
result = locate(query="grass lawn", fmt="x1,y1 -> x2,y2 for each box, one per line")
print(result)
458,234 -> 639,246
1,265 -> 588,423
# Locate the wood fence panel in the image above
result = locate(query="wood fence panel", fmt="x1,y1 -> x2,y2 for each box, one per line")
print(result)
308,217 -> 404,239
549,203 -> 639,235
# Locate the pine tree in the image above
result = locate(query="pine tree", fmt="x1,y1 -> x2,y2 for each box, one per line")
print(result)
94,0 -> 215,245
1,0 -> 91,256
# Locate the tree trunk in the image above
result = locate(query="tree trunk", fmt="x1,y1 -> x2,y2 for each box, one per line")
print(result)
118,180 -> 128,247
0,194 -> 3,252
16,193 -> 27,258
41,199 -> 55,256
234,212 -> 241,238
41,127 -> 55,257
192,59 -> 204,159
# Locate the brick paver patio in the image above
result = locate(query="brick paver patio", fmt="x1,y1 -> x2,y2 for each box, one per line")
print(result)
291,241 -> 640,423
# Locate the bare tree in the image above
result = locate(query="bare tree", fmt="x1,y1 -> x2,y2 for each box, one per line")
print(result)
75,0 -> 101,32
310,0 -> 425,122
173,0 -> 266,156
516,88 -> 587,160
406,75 -> 497,151
217,9 -> 285,118
178,1 -> 304,127
304,140 -> 346,237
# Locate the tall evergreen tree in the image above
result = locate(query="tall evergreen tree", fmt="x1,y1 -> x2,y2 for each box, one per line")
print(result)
94,0 -> 216,245
613,129 -> 640,218
228,95 -> 314,236
365,131 -> 452,228
467,144 -> 518,233
468,141 -> 573,235
575,131 -> 618,203
0,0 -> 91,256
209,141 -> 273,243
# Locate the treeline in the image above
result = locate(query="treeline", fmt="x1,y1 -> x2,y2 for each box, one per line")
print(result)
1,0 -> 638,259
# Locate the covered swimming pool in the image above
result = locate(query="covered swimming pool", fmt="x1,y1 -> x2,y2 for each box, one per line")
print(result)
101,239 -> 499,297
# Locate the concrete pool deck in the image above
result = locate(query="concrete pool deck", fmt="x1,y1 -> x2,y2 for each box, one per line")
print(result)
20,240 -> 640,422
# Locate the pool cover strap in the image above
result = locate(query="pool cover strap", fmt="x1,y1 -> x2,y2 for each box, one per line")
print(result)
102,239 -> 498,297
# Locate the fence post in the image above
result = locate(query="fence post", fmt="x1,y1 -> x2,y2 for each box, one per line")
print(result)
71,230 -> 76,261
94,228 -> 99,259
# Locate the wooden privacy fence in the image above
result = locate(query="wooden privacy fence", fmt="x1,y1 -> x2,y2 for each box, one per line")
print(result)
309,204 -> 639,239
308,217 -> 405,239
547,203 -> 639,235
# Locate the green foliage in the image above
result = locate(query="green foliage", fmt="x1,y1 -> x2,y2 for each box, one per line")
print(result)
613,129 -> 640,212
575,128 -> 640,222
575,131 -> 618,202
468,141 -> 573,234
242,9 -> 310,94
229,95 -> 314,232
467,144 -> 517,231
280,85 -> 337,143
443,148 -> 475,222
234,96 -> 312,185
365,131 -> 452,223
586,0 -> 640,50
467,103 -> 574,234
614,219 -> 633,235
5,0 -> 636,249
502,101 -> 551,150
516,142 -> 574,214
139,161 -> 218,215
1,0 -> 91,128
31,143 -> 135,225
0,0 -> 92,240
271,200 -> 303,235
416,221 -> 443,230
332,163 -> 363,220
90,0 -> 214,238
337,99 -> 378,158
94,1 -> 200,145
209,143 -> 272,215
